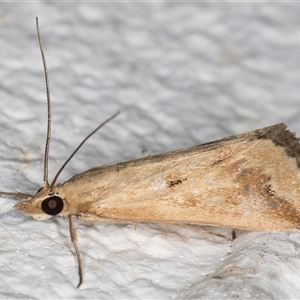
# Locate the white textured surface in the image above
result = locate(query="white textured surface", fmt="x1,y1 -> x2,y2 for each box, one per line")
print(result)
1,3 -> 300,299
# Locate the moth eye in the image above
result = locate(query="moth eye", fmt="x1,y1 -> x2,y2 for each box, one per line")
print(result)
36,187 -> 43,193
41,196 -> 64,216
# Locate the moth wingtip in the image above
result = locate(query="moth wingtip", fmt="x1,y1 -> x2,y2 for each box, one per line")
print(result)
256,123 -> 300,167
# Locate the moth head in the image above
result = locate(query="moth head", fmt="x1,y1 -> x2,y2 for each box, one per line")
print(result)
14,186 -> 66,221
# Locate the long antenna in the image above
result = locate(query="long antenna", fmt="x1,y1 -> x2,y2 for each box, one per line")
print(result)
49,111 -> 120,190
36,17 -> 51,187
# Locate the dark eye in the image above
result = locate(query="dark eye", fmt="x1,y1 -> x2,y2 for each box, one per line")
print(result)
41,196 -> 64,215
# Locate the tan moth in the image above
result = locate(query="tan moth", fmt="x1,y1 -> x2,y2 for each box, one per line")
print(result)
2,17 -> 300,288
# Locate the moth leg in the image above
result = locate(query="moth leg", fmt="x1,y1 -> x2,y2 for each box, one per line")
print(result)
231,229 -> 237,241
68,214 -> 83,288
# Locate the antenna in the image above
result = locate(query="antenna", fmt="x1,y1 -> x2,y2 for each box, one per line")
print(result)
36,17 -> 51,188
49,111 -> 120,190
36,17 -> 120,192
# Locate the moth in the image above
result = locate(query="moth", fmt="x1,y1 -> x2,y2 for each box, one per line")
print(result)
2,18 -> 300,288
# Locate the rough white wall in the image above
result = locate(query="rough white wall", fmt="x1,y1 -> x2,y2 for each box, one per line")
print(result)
1,3 -> 300,299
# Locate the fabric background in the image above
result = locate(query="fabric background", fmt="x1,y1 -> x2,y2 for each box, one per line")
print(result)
1,3 -> 300,299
